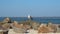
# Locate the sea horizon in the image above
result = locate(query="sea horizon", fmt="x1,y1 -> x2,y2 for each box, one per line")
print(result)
0,17 -> 60,24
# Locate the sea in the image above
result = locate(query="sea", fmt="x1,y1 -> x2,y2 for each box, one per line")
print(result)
0,17 -> 60,24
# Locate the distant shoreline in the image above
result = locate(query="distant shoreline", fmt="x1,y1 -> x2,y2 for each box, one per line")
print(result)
0,16 -> 60,18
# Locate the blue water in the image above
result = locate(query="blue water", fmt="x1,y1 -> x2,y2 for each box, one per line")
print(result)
0,17 -> 60,24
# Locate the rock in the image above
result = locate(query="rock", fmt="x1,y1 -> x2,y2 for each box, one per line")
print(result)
3,17 -> 11,23
38,25 -> 50,33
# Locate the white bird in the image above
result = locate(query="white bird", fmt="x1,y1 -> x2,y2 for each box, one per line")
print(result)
28,15 -> 31,19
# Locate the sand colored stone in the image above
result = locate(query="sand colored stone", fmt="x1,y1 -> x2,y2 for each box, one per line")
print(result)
8,29 -> 25,34
0,32 -> 3,34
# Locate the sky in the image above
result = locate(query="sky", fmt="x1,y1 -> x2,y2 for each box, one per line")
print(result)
0,0 -> 60,17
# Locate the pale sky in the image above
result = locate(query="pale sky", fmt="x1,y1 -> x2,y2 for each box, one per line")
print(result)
0,0 -> 60,17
